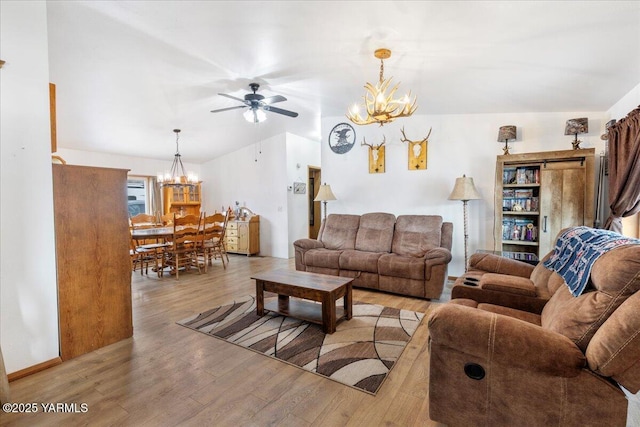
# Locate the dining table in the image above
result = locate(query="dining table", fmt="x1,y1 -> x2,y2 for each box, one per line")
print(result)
131,226 -> 173,241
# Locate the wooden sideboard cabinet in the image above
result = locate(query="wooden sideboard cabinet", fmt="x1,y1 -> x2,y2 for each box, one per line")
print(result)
53,164 -> 133,360
225,215 -> 260,256
162,183 -> 201,216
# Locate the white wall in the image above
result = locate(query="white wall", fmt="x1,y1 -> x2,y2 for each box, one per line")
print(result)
0,1 -> 60,374
201,134 -> 290,258
607,82 -> 640,121
321,111 -> 609,277
200,132 -> 320,258
285,134 -> 322,257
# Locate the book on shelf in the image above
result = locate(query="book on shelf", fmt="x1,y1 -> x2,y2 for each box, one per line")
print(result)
502,195 -> 539,212
503,167 -> 540,185
514,189 -> 533,198
502,218 -> 538,242
503,168 -> 517,184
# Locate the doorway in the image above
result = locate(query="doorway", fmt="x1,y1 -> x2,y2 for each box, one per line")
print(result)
308,167 -> 322,239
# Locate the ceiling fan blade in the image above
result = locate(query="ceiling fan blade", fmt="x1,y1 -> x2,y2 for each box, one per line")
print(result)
210,105 -> 247,113
263,105 -> 299,118
218,93 -> 248,104
261,95 -> 287,105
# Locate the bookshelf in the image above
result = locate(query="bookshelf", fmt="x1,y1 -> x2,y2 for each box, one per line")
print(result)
494,149 -> 595,258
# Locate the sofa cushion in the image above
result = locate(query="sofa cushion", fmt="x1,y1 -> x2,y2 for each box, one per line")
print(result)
392,215 -> 442,257
355,212 -> 396,253
541,245 -> 640,351
339,250 -> 383,273
378,253 -> 425,280
304,248 -> 342,269
319,214 -> 360,250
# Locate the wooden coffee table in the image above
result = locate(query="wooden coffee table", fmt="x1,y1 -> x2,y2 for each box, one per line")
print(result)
251,269 -> 353,334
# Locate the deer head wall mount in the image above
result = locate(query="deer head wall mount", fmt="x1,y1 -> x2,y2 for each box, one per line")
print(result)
400,127 -> 431,170
361,136 -> 386,173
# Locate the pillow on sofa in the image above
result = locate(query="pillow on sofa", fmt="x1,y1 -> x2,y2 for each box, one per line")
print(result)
319,214 -> 360,250
392,215 -> 442,257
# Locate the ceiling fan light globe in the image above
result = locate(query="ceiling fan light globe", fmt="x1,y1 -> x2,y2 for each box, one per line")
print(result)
243,108 -> 267,123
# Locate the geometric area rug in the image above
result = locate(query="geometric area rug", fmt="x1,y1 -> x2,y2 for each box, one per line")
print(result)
177,295 -> 425,395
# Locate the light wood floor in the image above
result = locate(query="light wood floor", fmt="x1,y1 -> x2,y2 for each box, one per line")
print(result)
2,256 -> 449,426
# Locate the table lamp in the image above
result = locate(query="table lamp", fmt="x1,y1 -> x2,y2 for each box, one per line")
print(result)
564,117 -> 588,150
314,183 -> 337,221
449,175 -> 482,271
497,125 -> 517,155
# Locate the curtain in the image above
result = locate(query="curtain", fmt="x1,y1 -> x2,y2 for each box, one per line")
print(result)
148,176 -> 162,219
604,106 -> 640,233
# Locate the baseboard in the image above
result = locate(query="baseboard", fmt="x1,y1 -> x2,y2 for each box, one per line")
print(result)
8,357 -> 62,382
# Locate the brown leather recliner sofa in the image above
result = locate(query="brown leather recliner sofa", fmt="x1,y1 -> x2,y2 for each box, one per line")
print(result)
293,212 -> 453,299
428,227 -> 640,426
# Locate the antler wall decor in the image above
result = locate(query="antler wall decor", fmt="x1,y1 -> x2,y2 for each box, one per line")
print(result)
400,127 -> 431,170
361,136 -> 386,173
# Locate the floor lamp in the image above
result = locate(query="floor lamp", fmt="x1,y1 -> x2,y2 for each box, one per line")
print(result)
448,175 -> 482,271
314,183 -> 336,221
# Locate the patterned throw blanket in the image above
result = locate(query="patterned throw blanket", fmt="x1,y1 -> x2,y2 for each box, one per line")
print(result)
543,226 -> 640,297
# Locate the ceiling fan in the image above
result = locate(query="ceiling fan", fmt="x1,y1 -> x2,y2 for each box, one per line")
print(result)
211,83 -> 299,123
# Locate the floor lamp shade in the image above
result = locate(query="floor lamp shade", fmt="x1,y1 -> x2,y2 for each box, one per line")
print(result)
448,175 -> 481,272
449,175 -> 481,202
314,183 -> 336,220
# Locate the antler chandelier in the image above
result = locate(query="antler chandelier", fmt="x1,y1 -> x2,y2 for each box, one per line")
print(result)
157,129 -> 198,187
346,48 -> 418,126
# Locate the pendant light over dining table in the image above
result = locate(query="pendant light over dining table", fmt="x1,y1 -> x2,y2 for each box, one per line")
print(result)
157,129 -> 198,187
347,48 -> 418,126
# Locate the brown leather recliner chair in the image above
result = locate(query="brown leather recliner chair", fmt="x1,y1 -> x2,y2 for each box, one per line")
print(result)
428,241 -> 640,426
450,250 -> 561,314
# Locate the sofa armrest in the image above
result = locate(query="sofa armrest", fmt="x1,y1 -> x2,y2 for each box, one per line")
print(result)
424,247 -> 452,264
423,247 -> 452,281
468,252 -> 535,278
428,304 -> 586,377
293,238 -> 325,251
479,273 -> 537,297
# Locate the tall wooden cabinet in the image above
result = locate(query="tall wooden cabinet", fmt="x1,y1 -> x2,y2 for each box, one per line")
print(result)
53,164 -> 133,360
494,149 -> 595,258
162,183 -> 201,216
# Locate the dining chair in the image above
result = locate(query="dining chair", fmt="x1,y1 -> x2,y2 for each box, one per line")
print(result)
161,213 -> 174,226
130,229 -> 170,277
197,212 -> 229,271
162,213 -> 202,278
130,233 -> 143,273
130,213 -> 158,228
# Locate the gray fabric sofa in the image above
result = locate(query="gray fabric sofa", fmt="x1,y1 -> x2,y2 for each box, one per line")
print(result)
293,212 -> 453,299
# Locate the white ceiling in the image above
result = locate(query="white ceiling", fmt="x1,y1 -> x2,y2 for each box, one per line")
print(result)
46,1 -> 640,163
